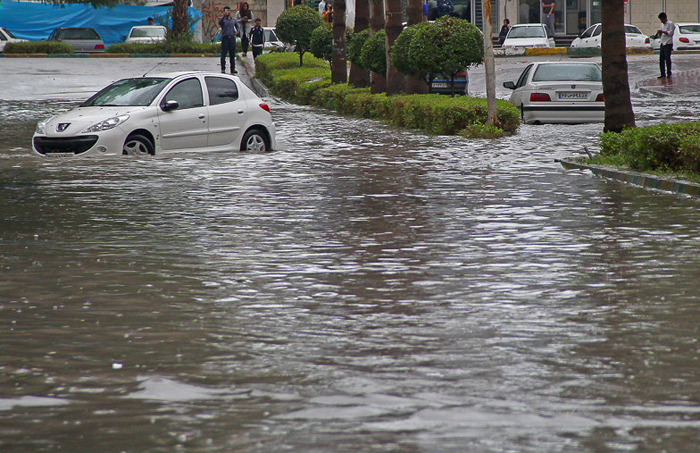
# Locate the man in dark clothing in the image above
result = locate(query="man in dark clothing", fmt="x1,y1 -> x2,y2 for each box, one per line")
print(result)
657,12 -> 675,78
249,18 -> 265,60
218,6 -> 240,74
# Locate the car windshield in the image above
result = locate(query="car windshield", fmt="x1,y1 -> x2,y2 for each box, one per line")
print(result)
508,26 -> 545,38
131,27 -> 166,38
57,28 -> 100,40
679,24 -> 700,33
4,28 -> 18,39
624,25 -> 643,34
532,64 -> 602,82
265,29 -> 278,41
82,78 -> 171,107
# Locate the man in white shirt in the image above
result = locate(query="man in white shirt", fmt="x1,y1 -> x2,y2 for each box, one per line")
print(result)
657,12 -> 675,78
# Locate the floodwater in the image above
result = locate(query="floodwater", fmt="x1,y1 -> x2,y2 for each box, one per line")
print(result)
2,57 -> 700,453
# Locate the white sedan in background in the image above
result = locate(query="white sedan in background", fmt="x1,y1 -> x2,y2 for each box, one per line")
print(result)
0,26 -> 28,51
124,25 -> 167,44
650,22 -> 700,50
33,71 -> 276,157
570,23 -> 650,48
501,24 -> 555,48
503,62 -> 605,124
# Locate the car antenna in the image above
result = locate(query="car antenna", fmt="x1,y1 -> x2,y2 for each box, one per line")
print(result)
143,58 -> 168,77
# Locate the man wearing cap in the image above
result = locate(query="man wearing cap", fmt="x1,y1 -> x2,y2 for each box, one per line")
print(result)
219,6 -> 240,74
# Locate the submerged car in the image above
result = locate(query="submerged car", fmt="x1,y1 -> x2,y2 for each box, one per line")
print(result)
0,27 -> 28,52
428,70 -> 469,95
501,23 -> 555,48
48,27 -> 105,53
123,25 -> 167,44
650,22 -> 700,50
33,71 -> 276,157
503,62 -> 604,124
570,23 -> 650,48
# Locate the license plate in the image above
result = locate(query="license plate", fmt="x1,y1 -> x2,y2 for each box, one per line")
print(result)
432,82 -> 448,88
558,92 -> 588,100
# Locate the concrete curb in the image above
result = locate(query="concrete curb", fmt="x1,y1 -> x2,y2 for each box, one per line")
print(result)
0,53 -> 218,58
556,159 -> 700,198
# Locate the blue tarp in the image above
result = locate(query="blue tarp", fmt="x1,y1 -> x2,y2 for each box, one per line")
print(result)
0,1 -> 201,45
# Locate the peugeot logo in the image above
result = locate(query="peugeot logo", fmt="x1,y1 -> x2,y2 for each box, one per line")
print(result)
56,123 -> 70,132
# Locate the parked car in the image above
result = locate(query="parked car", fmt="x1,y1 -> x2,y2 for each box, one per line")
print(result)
650,22 -> 700,50
212,27 -> 287,52
0,27 -> 28,52
570,23 -> 650,48
33,71 -> 276,157
428,70 -> 469,95
501,23 -> 555,48
48,27 -> 105,53
502,62 -> 604,124
123,25 -> 167,44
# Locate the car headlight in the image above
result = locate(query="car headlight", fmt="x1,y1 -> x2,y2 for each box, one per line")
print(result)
35,117 -> 54,135
83,114 -> 130,133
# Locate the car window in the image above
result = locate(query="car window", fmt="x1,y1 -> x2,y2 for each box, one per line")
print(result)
592,25 -> 602,37
205,76 -> 239,105
83,77 -> 170,107
532,64 -> 602,82
679,24 -> 700,33
515,64 -> 533,88
162,78 -> 204,110
0,32 -> 6,42
580,26 -> 595,39
508,26 -> 545,38
624,25 -> 642,34
265,29 -> 279,41
59,28 -> 100,40
131,27 -> 166,38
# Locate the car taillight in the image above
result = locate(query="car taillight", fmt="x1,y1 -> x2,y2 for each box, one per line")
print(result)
259,103 -> 270,113
530,93 -> 551,102
456,71 -> 466,76
95,44 -> 105,50
595,93 -> 605,102
645,37 -> 650,43
680,37 -> 690,43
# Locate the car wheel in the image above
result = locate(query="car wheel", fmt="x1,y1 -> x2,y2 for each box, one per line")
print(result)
123,134 -> 154,155
241,129 -> 269,152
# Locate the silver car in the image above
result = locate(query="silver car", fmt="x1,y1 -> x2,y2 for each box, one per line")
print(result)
48,27 -> 105,53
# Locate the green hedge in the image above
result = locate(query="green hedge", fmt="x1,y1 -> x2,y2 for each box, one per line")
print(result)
106,41 -> 220,54
598,122 -> 700,174
255,52 -> 520,136
4,41 -> 73,54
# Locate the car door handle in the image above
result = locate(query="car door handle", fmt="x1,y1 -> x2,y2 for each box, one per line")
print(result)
198,114 -> 206,119
237,109 -> 244,114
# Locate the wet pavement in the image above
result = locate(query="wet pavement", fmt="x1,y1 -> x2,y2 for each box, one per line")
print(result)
1,55 -> 700,453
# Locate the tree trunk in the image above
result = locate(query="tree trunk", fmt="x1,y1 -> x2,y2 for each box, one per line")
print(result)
172,0 -> 189,39
384,0 -> 404,94
349,0 -> 371,87
369,0 -> 386,94
482,0 -> 499,125
405,0 -> 428,94
332,0 -> 348,83
601,0 -> 635,133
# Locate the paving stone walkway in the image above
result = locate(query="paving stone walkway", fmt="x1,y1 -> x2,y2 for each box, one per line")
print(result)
637,68 -> 700,95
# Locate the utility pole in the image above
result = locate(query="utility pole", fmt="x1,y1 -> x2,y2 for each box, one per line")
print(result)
482,0 -> 499,126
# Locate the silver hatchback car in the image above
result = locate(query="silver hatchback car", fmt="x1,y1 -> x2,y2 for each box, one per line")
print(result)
48,27 -> 105,53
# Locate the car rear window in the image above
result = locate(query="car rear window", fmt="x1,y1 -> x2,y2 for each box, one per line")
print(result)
508,26 -> 545,38
57,28 -> 101,40
624,25 -> 642,34
131,27 -> 166,38
679,24 -> 700,34
532,64 -> 602,82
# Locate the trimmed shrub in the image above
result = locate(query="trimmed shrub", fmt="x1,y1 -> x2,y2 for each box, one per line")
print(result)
309,25 -> 333,63
106,41 -> 220,54
347,29 -> 369,70
4,41 -> 73,54
275,5 -> 324,66
360,29 -> 386,75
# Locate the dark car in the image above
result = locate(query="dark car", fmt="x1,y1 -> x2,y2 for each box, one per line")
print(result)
428,70 -> 469,96
48,27 -> 105,53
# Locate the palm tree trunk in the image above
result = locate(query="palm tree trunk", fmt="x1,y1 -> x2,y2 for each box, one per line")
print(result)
405,0 -> 428,94
384,0 -> 404,94
332,0 -> 348,83
482,0 -> 498,125
349,0 -> 371,87
369,0 -> 386,94
601,0 -> 635,133
172,0 -> 189,38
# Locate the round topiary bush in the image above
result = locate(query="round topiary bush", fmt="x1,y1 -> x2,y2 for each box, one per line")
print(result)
275,5 -> 324,66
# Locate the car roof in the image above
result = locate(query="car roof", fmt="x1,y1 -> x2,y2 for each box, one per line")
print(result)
54,27 -> 96,31
511,23 -> 545,27
138,71 -> 239,79
130,25 -> 167,29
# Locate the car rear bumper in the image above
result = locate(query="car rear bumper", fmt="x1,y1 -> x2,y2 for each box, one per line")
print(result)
522,104 -> 605,124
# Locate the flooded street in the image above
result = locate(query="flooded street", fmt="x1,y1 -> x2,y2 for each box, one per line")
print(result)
2,56 -> 700,452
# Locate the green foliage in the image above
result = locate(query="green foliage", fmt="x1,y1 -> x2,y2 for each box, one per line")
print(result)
347,29 -> 369,69
390,22 -> 429,76
599,122 -> 700,173
106,40 -> 220,54
3,41 -> 73,54
360,29 -> 386,75
310,25 -> 333,63
275,5 -> 324,66
254,53 -> 519,136
408,16 -> 483,79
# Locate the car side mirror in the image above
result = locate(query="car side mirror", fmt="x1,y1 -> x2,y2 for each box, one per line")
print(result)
161,100 -> 179,112
503,81 -> 516,89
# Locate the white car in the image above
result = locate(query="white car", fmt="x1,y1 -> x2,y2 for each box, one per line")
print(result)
501,24 -> 555,48
0,27 -> 28,52
503,62 -> 604,124
124,25 -> 167,44
650,22 -> 700,50
570,23 -> 650,48
33,71 -> 276,157
212,27 -> 287,52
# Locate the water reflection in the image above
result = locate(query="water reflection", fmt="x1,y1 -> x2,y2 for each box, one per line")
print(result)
2,89 -> 700,452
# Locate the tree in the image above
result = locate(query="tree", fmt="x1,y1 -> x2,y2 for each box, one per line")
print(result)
347,29 -> 370,73
276,5 -> 325,66
384,0 -> 404,94
368,0 -> 386,93
310,25 -> 353,68
404,0 -> 428,94
361,29 -> 386,76
390,22 -> 429,80
332,0 -> 348,83
349,0 -> 370,87
601,0 -> 635,132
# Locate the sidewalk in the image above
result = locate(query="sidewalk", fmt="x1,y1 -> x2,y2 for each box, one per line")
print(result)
637,68 -> 700,95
